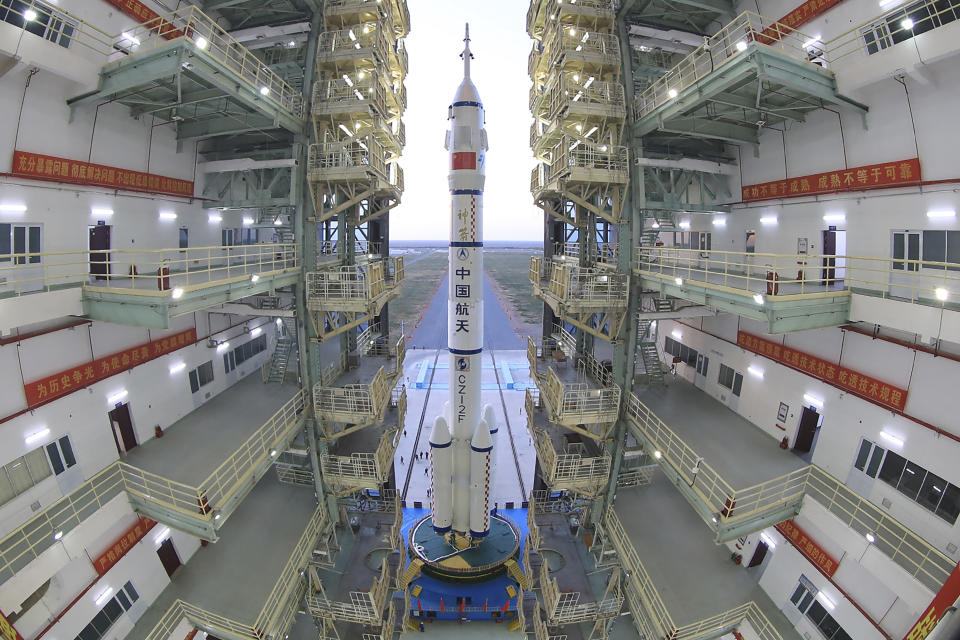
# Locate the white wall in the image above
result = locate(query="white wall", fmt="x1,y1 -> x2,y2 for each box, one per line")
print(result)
657,316 -> 960,560
0,313 -> 278,540
758,526 -> 889,640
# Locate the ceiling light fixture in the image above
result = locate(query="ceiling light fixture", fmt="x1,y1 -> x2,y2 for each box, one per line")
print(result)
880,431 -> 904,447
25,428 -> 50,445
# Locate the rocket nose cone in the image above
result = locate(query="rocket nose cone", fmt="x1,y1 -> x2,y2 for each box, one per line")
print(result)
471,419 -> 492,449
454,78 -> 481,104
482,404 -> 497,431
430,415 -> 451,445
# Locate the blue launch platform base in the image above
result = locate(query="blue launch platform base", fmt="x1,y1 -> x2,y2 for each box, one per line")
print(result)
409,514 -> 520,582
405,510 -> 526,623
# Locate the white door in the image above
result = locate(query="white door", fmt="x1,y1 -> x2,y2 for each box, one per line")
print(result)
694,354 -> 709,390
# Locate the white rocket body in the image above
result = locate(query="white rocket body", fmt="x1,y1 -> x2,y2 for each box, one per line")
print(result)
429,25 -> 498,541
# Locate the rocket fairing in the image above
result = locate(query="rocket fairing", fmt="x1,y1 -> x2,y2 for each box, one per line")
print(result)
429,24 -> 498,543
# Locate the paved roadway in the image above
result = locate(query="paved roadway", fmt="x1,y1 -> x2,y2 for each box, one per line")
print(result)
410,273 -> 525,350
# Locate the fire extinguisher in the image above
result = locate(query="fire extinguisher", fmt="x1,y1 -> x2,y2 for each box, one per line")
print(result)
765,267 -> 779,295
157,259 -> 170,291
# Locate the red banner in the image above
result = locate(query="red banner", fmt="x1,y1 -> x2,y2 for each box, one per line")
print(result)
0,610 -> 24,640
452,152 -> 476,170
776,519 -> 840,577
93,517 -> 157,576
741,158 -> 921,202
11,150 -> 194,198
737,331 -> 908,411
23,328 -> 197,407
756,0 -> 845,43
904,564 -> 960,640
101,0 -> 182,39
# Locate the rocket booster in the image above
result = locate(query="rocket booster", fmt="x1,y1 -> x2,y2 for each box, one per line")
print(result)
429,25 -> 497,541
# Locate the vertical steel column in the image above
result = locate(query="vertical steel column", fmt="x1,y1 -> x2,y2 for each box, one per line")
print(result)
599,7 -> 644,520
296,11 -> 333,518
542,212 -> 564,341
371,213 -> 390,331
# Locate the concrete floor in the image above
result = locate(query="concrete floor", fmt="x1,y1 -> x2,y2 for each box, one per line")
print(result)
635,377 -> 807,488
616,474 -> 800,639
125,473 -> 316,640
122,373 -> 300,484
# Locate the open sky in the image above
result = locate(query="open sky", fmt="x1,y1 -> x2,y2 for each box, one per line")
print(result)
392,0 -> 543,242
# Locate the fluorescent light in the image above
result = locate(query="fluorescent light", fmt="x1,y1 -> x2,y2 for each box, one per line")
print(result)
217,342 -> 230,353
748,365 -> 764,378
759,531 -> 777,549
270,449 -> 278,457
91,208 -> 114,216
24,8 -> 37,20
95,588 -> 114,607
159,212 -> 177,221
936,287 -> 949,301
667,88 -> 678,99
879,0 -> 904,6
653,450 -> 662,459
865,532 -> 876,543
679,220 -> 691,229
243,216 -> 255,226
121,31 -> 140,46
195,36 -> 208,50
753,293 -> 764,305
260,86 -> 270,96
651,222 -> 660,229
760,215 -> 777,225
712,218 -> 726,227
250,274 -> 260,283
153,527 -> 171,545
107,390 -> 128,404
584,126 -> 598,137
208,213 -> 222,223
901,17 -> 914,29
927,209 -> 956,219
671,329 -> 683,339
169,361 -> 186,374
171,288 -> 184,299
823,213 -> 845,223
54,531 -> 63,541
803,393 -> 823,408
736,40 -> 748,52
802,35 -> 822,49
274,217 -> 283,225
584,76 -> 595,88
276,318 -> 283,325
250,327 -> 262,337
817,592 -> 836,611
0,204 -> 27,212
880,431 -> 904,447
25,428 -> 50,445
288,40 -> 296,47
674,277 -> 683,286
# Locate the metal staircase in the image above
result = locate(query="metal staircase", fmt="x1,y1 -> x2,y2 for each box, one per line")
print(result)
636,318 -> 665,386
264,316 -> 298,384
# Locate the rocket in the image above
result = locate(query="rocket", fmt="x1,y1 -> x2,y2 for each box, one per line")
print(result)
429,25 -> 498,544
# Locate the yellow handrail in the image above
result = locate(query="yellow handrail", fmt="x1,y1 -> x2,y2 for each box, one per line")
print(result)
0,243 -> 299,298
635,246 -> 959,305
109,6 -> 304,118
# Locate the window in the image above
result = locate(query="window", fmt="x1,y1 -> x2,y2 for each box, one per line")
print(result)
718,363 -> 736,390
223,351 -> 236,374
732,372 -> 743,397
853,438 -> 886,478
188,361 -> 214,393
74,582 -> 139,640
241,228 -> 259,245
0,223 -> 41,264
222,228 -> 236,246
178,227 -> 188,249
893,230 -> 960,271
232,334 -> 267,366
862,0 -> 959,54
877,450 -> 960,524
672,231 -> 711,251
0,447 -> 53,507
45,436 -> 77,475
664,336 -> 680,357
0,1 -> 75,48
790,578 -> 852,640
